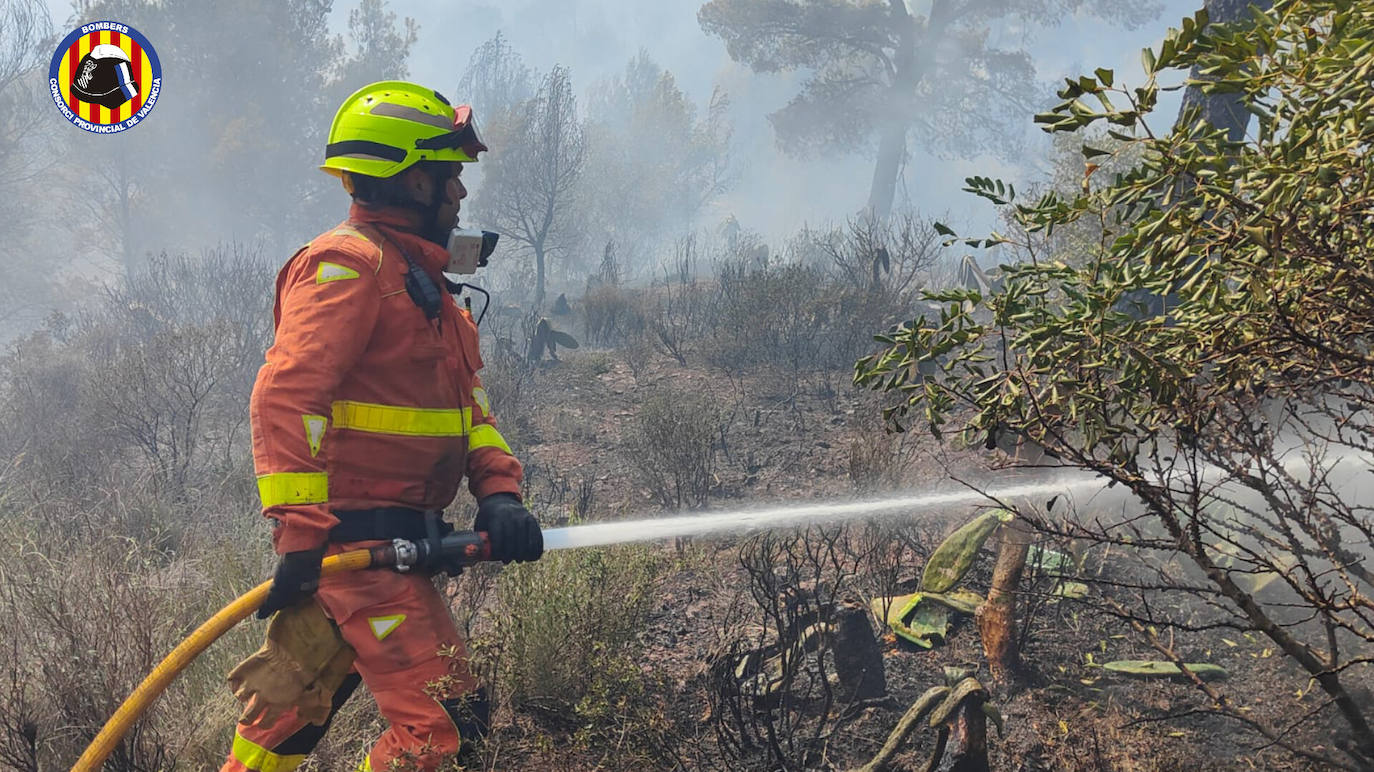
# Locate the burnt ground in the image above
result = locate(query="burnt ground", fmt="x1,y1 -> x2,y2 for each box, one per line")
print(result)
443,348 -> 1362,772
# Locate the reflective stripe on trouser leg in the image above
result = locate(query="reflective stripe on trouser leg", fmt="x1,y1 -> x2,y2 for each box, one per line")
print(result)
219,673 -> 360,772
315,564 -> 479,772
228,734 -> 306,772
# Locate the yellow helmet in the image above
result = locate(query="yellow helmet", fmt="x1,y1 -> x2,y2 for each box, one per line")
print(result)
321,80 -> 487,179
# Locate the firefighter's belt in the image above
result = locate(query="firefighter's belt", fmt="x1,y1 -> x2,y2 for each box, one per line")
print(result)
330,506 -> 447,543
227,599 -> 356,727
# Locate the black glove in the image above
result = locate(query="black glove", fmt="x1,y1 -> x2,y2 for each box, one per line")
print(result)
474,493 -> 543,564
257,548 -> 325,620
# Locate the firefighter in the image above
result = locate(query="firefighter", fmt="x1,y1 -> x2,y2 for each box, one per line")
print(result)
221,81 -> 543,772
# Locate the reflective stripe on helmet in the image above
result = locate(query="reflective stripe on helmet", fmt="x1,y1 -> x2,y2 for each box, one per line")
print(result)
331,400 -> 471,437
324,139 -> 407,164
367,100 -> 453,129
467,424 -> 512,455
256,473 -> 329,508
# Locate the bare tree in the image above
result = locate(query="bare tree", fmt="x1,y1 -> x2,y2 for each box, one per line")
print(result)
457,30 -> 535,123
0,0 -> 48,112
800,208 -> 939,296
334,0 -> 419,88
480,65 -> 585,308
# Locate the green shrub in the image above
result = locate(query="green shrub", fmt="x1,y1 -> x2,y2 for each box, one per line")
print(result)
571,646 -> 676,766
473,545 -> 664,713
626,386 -> 720,510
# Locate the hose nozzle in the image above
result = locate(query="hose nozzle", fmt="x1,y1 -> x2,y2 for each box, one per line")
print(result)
371,530 -> 492,572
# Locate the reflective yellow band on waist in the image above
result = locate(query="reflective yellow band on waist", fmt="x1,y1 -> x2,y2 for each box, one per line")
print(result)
256,472 -> 329,508
232,732 -> 307,772
331,400 -> 471,437
468,423 -> 513,455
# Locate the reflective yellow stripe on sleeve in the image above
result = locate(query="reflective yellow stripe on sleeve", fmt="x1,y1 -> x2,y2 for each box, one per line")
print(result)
256,472 -> 329,508
467,423 -> 513,455
331,400 -> 470,437
232,732 -> 307,772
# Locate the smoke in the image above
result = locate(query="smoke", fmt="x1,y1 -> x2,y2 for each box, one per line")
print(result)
380,0 -> 1207,242
2,0 -> 1206,341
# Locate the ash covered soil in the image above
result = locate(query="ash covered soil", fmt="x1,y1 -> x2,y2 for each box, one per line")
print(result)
435,349 -> 1358,772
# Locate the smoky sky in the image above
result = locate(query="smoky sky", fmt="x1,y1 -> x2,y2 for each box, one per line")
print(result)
390,0 -> 1203,238
40,0 -> 1203,243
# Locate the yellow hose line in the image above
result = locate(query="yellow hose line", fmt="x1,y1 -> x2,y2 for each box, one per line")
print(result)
71,549 -> 376,772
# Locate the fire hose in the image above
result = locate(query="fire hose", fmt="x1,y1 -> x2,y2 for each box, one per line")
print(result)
71,531 -> 492,772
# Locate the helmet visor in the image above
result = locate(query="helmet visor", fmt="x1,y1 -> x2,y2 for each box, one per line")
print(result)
414,104 -> 488,160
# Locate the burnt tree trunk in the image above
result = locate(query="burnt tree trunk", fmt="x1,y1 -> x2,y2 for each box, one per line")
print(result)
865,0 -> 919,219
974,523 -> 1030,685
867,0 -> 962,219
1176,0 -> 1274,141
942,692 -> 990,772
832,604 -> 886,701
533,242 -> 547,310
1128,0 -> 1277,320
866,123 -> 907,220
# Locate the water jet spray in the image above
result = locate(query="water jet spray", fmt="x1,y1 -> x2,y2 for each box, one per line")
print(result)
541,470 -> 1121,551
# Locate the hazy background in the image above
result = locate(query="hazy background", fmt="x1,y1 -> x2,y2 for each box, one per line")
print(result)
10,0 -> 1201,334
353,0 -> 1198,235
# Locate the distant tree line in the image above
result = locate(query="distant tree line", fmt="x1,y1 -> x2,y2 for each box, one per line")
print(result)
459,34 -> 734,309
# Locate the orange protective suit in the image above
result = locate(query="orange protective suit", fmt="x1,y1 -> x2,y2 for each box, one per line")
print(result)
223,203 -> 519,772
